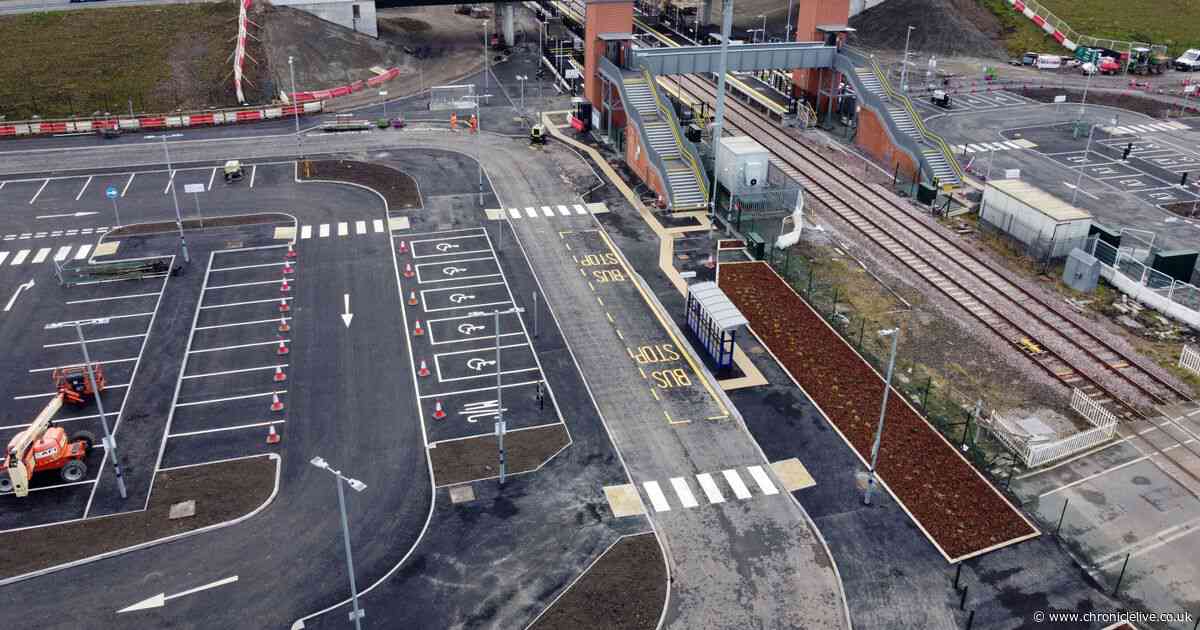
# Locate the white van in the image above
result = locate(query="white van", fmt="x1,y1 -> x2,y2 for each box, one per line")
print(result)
1035,54 -> 1062,70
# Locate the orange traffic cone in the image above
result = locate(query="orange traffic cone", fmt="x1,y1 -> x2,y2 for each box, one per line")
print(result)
266,424 -> 281,444
398,240 -> 408,254
279,298 -> 290,313
418,359 -> 430,377
280,278 -> 291,293
277,340 -> 289,355
286,242 -> 297,259
413,319 -> 424,336
432,399 -> 446,420
278,317 -> 290,333
274,366 -> 287,382
283,261 -> 294,274
408,291 -> 418,306
270,392 -> 285,412
403,263 -> 415,278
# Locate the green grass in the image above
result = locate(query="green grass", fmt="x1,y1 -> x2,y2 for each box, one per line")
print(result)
978,0 -> 1200,57
0,3 -> 237,120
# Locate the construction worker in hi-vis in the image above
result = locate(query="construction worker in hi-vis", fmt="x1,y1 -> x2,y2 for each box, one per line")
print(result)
450,112 -> 458,131
469,114 -> 478,133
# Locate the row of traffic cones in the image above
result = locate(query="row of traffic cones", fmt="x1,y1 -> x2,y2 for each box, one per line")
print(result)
267,242 -> 298,445
398,240 -> 444,423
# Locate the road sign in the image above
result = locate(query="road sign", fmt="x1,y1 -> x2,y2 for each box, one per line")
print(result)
183,183 -> 205,194
105,186 -> 119,199
1054,95 -> 1067,103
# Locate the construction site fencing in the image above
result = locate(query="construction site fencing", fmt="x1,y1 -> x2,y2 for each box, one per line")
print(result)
428,84 -> 477,111
1086,237 -> 1200,328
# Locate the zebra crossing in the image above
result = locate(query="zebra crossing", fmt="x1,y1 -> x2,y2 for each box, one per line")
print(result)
3,226 -> 108,241
299,218 -> 394,240
486,202 -> 610,221
953,139 -> 1037,154
1102,121 -> 1189,136
0,243 -> 95,267
611,465 -> 783,516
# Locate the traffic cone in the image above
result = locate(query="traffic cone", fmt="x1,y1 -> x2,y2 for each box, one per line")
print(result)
266,424 -> 281,444
432,399 -> 446,420
398,240 -> 408,254
278,317 -> 290,333
279,298 -> 290,313
280,278 -> 291,293
403,263 -> 415,278
270,392 -> 285,412
408,291 -> 418,306
413,319 -> 424,336
418,359 -> 430,377
277,340 -> 289,355
283,261 -> 294,274
274,366 -> 287,382
286,242 -> 297,259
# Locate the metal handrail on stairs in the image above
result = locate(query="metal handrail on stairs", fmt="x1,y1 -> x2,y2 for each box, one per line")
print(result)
864,55 -> 965,187
599,57 -> 674,205
642,68 -> 710,206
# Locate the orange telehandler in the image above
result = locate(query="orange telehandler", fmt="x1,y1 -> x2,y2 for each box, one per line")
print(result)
1,365 -> 105,497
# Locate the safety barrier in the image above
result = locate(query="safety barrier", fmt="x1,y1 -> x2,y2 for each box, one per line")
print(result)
1180,345 -> 1200,376
0,101 -> 323,138
288,68 -> 401,104
988,389 -> 1117,468
233,0 -> 253,103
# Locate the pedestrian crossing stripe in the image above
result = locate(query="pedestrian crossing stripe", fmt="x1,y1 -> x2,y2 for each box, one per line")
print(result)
955,139 -> 1037,154
1103,121 -> 1188,135
484,203 -> 610,221
0,243 -> 96,266
300,219 -> 392,239
604,465 -> 784,516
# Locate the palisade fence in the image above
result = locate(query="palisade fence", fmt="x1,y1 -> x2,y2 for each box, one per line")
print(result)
1086,237 -> 1200,328
986,389 -> 1118,468
1180,344 -> 1200,376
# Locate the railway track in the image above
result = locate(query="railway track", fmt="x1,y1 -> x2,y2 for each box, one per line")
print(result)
645,52 -> 1200,490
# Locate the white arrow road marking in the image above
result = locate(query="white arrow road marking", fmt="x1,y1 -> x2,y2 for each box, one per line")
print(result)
118,575 -> 238,613
341,293 -> 353,328
4,279 -> 34,312
35,211 -> 99,219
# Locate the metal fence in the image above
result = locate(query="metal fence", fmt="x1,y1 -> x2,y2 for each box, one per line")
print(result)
977,209 -> 1087,264
1180,345 -> 1200,376
985,389 -> 1117,468
1087,237 -> 1200,320
428,84 -> 477,111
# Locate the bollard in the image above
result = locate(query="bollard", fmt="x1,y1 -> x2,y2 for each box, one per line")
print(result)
965,610 -> 975,630
1055,499 -> 1069,536
959,585 -> 968,610
954,563 -> 963,590
1112,553 -> 1130,596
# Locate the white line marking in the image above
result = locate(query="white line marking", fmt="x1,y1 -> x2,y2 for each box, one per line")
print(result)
301,225 -> 312,239
643,481 -> 671,512
249,164 -> 257,188
182,364 -> 287,380
169,420 -> 285,439
696,473 -> 725,504
338,222 -> 348,236
163,170 -> 175,195
207,167 -> 217,191
209,262 -> 286,272
188,339 -> 289,354
574,204 -> 587,215
121,172 -> 135,197
205,279 -> 288,290
524,207 -> 537,218
10,249 -> 29,265
32,247 -> 51,264
373,219 -> 384,233
541,206 -> 554,217
66,291 -> 160,304
557,204 -> 570,216
199,296 -> 291,310
0,252 -> 7,265
194,317 -> 290,331
0,410 -> 119,431
53,246 -> 71,262
355,220 -> 366,235
29,357 -> 137,373
746,465 -> 779,495
15,383 -> 128,400
416,379 -> 542,400
74,244 -> 92,260
29,179 -> 48,204
722,469 -> 753,499
669,477 -> 699,508
43,333 -> 146,348
75,176 -> 92,201
508,208 -> 521,219
319,224 -> 330,238
175,390 -> 286,407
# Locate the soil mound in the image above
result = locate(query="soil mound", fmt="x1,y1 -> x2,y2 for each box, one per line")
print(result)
849,0 -> 1007,59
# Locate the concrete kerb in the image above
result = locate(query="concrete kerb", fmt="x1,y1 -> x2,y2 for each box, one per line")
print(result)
721,260 -> 1042,564
0,453 -> 281,588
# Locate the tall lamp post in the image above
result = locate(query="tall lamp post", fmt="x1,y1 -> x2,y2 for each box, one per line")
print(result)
470,306 -> 524,485
464,94 -> 491,207
310,456 -> 367,630
147,133 -> 189,264
757,14 -> 766,42
863,328 -> 899,506
899,26 -> 915,92
515,75 -> 528,116
785,0 -> 794,41
45,318 -> 127,499
288,56 -> 303,159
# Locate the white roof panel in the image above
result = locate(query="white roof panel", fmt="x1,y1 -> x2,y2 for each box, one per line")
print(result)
688,281 -> 748,331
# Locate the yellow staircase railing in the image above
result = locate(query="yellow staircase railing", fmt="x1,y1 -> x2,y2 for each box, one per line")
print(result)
643,68 -> 709,206
865,56 -> 964,188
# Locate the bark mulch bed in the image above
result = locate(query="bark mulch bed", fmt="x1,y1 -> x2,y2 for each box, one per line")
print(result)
719,261 -> 1038,561
298,159 -> 421,210
529,533 -> 665,630
429,424 -> 569,487
718,239 -> 746,250
0,455 -> 277,580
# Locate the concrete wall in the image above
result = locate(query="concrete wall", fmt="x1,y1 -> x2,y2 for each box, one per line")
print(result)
271,0 -> 378,38
855,107 -> 918,179
624,122 -> 667,204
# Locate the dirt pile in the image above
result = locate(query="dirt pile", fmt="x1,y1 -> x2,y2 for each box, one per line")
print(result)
849,0 -> 1007,59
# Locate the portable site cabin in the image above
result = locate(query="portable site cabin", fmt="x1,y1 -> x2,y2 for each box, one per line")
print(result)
980,179 -> 1092,259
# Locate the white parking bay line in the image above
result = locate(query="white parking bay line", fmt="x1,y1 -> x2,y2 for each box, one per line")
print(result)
746,465 -> 779,495
319,224 -> 330,238
355,220 -> 366,235
182,364 -> 288,380
722,469 -> 753,499
249,164 -> 257,188
169,419 -> 286,439
67,291 -> 161,304
121,173 -> 135,197
175,390 -> 286,407
74,244 -> 92,260
15,383 -> 129,400
29,178 -> 48,204
338,222 -> 348,236
164,170 -> 176,194
669,477 -> 699,508
696,473 -> 725,504
373,219 -> 384,233
44,333 -> 146,348
32,247 -> 51,263
194,316 -> 290,331
643,481 -> 671,512
301,225 -> 312,239
75,176 -> 93,201
207,167 -> 217,190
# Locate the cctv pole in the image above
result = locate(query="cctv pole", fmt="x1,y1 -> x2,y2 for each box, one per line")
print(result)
863,329 -> 899,506
160,135 -> 190,264
495,309 -> 506,485
74,322 -> 127,499
483,21 -> 489,91
1071,122 -> 1094,206
785,0 -> 794,41
288,56 -> 303,159
900,26 -> 915,92
709,0 -> 735,221
334,474 -> 364,630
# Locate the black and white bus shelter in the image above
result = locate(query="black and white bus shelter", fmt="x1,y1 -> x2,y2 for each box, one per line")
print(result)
685,281 -> 748,371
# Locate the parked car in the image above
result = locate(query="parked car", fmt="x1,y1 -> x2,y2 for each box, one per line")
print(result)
1021,52 -> 1039,66
1035,54 -> 1062,70
1175,49 -> 1200,72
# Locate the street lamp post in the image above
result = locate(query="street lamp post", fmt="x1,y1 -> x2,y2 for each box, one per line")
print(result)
900,26 -> 915,92
515,75 -> 528,116
483,21 -> 489,91
863,328 -> 899,506
310,456 -> 367,630
45,318 -> 127,499
758,14 -> 766,42
470,307 -> 524,485
150,133 -> 189,264
785,0 -> 794,41
288,56 -> 303,159
1071,122 -> 1095,206
465,94 -> 491,207
379,90 -> 388,119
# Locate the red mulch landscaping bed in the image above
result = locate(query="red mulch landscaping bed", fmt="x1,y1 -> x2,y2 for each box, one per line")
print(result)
719,261 -> 1037,561
718,239 -> 746,250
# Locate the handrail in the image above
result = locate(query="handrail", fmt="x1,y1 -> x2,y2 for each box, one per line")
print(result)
834,52 -> 928,184
643,67 -> 710,204
863,55 -> 965,187
598,56 -> 674,205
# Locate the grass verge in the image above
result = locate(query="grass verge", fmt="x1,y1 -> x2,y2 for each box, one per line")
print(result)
977,0 -> 1200,57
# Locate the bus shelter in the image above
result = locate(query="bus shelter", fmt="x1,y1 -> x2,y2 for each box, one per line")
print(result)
685,281 -> 748,371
